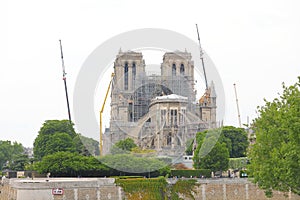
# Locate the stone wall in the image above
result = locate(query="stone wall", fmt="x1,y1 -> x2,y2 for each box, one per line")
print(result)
0,178 -> 123,200
0,179 -> 17,200
175,179 -> 299,200
1,178 -> 299,200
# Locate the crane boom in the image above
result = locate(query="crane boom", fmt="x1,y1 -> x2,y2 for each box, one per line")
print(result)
100,73 -> 115,156
233,83 -> 242,127
196,24 -> 208,90
59,39 -> 72,123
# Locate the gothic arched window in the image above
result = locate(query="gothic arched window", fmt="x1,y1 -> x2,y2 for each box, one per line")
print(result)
180,64 -> 185,75
172,64 -> 176,76
124,62 -> 128,90
167,132 -> 172,145
132,62 -> 136,79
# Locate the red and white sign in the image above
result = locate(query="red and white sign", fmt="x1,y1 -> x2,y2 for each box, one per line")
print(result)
52,188 -> 64,195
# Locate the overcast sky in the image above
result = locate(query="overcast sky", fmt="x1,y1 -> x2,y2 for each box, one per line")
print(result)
1,0 -> 299,147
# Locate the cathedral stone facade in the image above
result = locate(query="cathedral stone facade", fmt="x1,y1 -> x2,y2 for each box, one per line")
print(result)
103,49 -> 217,157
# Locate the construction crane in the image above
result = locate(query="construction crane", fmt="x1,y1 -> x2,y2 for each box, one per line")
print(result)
196,24 -> 210,123
233,83 -> 242,127
196,24 -> 208,90
100,73 -> 115,156
59,40 -> 72,123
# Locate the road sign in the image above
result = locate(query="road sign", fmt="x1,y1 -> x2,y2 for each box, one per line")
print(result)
52,188 -> 64,195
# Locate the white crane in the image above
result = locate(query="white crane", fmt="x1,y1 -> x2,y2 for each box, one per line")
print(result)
233,83 -> 242,127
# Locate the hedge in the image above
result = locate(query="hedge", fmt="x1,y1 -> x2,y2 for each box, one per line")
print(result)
171,169 -> 211,178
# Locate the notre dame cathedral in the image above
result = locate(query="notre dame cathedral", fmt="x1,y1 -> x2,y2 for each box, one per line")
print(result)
103,49 -> 217,157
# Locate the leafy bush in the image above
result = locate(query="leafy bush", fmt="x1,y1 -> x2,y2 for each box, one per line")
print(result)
171,179 -> 197,200
116,177 -> 167,200
116,177 -> 198,200
228,157 -> 248,170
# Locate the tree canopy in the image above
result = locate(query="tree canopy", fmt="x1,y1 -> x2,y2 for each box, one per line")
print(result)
193,130 -> 229,173
35,151 -> 109,177
38,120 -> 76,137
192,125 -> 249,172
77,134 -> 100,156
188,126 -> 248,158
0,140 -> 24,170
110,138 -> 137,154
9,154 -> 30,171
248,77 -> 300,196
33,120 -> 85,160
220,126 -> 249,158
115,138 -> 137,151
185,138 -> 194,155
35,151 -> 170,177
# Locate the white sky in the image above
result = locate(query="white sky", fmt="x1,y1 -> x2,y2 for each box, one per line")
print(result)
1,0 -> 299,147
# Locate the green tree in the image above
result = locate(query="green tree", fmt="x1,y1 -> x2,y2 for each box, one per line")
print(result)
33,120 -> 83,160
111,138 -> 137,154
228,157 -> 248,170
0,140 -> 24,170
201,142 -> 229,173
193,130 -> 229,173
185,138 -> 194,155
46,133 -> 76,155
9,154 -> 30,171
220,126 -> 249,158
248,77 -> 300,196
38,120 -> 76,137
75,134 -> 100,156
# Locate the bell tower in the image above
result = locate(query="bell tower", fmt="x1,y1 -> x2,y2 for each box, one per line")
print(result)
109,50 -> 146,144
160,50 -> 196,102
199,81 -> 217,128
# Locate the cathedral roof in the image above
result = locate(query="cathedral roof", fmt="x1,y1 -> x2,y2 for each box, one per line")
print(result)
154,94 -> 188,100
150,94 -> 188,108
